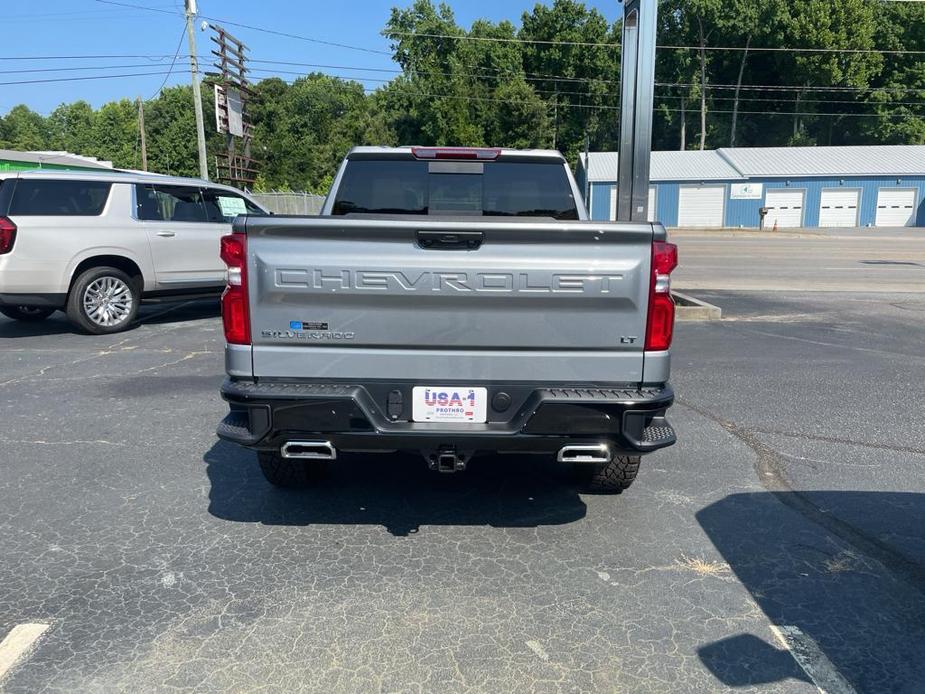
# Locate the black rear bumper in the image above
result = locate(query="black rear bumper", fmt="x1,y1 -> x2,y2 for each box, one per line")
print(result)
218,379 -> 676,455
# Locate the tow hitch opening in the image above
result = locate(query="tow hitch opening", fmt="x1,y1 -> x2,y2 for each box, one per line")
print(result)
426,446 -> 467,473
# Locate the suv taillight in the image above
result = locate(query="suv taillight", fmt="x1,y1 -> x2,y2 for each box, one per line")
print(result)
0,216 -> 16,255
644,241 -> 678,351
220,232 -> 250,345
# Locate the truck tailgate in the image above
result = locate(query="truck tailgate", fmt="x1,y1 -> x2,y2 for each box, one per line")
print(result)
244,217 -> 653,383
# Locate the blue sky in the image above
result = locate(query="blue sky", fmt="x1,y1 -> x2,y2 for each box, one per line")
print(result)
3,0 -> 624,116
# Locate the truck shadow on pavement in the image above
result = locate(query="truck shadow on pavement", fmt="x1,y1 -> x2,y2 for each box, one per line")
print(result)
696,491 -> 925,692
204,440 -> 587,536
0,299 -> 219,338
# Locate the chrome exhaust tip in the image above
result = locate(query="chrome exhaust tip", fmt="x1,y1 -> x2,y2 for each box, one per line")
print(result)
280,440 -> 337,460
557,444 -> 611,464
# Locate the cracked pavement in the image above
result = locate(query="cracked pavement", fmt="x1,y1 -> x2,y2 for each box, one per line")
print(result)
1,291 -> 923,692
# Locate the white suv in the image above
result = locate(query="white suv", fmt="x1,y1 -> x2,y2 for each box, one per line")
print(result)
0,170 -> 266,334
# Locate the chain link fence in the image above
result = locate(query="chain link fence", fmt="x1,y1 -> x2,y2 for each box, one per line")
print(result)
250,192 -> 325,216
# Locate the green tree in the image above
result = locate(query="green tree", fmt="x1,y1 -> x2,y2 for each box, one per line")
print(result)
91,99 -> 138,168
0,105 -> 50,150
249,74 -> 371,190
383,0 -> 485,146
144,85 -> 200,176
485,77 -> 552,148
47,101 -> 97,156
518,0 -> 620,159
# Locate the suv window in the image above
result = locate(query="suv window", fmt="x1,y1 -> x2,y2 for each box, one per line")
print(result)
201,189 -> 264,223
136,185 -> 206,222
9,180 -> 112,216
331,160 -> 579,220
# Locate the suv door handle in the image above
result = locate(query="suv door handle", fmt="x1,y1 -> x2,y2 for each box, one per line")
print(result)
156,231 -> 176,237
416,230 -> 483,250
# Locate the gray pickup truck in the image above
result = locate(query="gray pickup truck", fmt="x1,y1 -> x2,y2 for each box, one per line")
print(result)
217,146 -> 676,493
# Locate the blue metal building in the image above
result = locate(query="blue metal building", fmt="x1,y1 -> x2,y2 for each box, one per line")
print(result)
576,145 -> 925,228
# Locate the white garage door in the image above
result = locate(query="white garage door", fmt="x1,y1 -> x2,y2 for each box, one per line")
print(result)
765,188 -> 804,228
678,185 -> 725,227
819,188 -> 860,227
875,188 -> 917,227
609,185 -> 658,222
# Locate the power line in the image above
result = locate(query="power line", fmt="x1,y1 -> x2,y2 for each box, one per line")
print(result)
388,30 -> 616,49
0,70 -> 173,86
353,85 -> 922,119
150,26 -> 187,98
7,51 -> 925,100
91,0 -> 178,16
390,31 -> 925,56
658,81 -> 925,94
244,66 -> 925,108
657,92 -> 925,108
198,15 -> 392,56
11,52 -> 925,95
92,0 -> 393,56
0,54 -> 188,61
0,63 -> 176,75
5,66 -> 920,119
660,44 -> 925,56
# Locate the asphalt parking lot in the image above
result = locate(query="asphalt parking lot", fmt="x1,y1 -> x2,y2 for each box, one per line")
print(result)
1,239 -> 924,692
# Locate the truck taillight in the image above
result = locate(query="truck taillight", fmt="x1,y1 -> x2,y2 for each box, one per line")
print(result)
645,241 -> 678,351
411,147 -> 501,161
0,217 -> 16,255
220,232 -> 250,345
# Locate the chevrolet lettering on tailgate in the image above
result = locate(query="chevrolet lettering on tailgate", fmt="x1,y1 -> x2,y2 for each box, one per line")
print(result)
276,269 -> 626,294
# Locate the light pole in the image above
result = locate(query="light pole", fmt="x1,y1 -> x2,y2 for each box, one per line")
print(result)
615,0 -> 657,222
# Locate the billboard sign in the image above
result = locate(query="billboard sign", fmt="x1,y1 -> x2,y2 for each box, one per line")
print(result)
214,85 -> 244,137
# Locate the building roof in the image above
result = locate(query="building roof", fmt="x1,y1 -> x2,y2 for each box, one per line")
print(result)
716,145 -> 925,178
580,144 -> 925,182
580,150 -> 743,182
0,149 -> 112,169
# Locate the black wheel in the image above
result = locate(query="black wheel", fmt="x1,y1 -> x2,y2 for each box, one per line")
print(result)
66,266 -> 140,334
577,455 -> 641,494
0,305 -> 55,322
258,451 -> 326,488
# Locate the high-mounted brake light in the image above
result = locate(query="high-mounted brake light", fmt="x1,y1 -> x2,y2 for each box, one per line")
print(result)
220,232 -> 250,345
0,216 -> 16,255
411,147 -> 501,161
644,241 -> 678,351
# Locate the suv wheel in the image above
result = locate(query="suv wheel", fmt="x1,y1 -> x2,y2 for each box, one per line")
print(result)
258,451 -> 326,488
576,454 -> 641,494
0,305 -> 55,322
66,266 -> 140,334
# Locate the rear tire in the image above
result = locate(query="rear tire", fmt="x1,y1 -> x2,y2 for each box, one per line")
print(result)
66,266 -> 139,334
258,451 -> 325,488
577,454 -> 641,494
0,305 -> 55,322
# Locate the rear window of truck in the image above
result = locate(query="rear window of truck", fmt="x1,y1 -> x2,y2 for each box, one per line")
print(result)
8,180 -> 112,216
331,160 -> 579,220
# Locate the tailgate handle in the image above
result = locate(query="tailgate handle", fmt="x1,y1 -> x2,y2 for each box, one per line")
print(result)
417,230 -> 483,250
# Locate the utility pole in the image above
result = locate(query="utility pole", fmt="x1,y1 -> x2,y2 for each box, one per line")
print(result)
185,0 -> 209,180
615,0 -> 658,223
137,97 -> 148,171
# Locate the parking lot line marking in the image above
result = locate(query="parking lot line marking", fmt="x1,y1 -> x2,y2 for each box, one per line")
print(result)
769,625 -> 855,694
0,623 -> 50,682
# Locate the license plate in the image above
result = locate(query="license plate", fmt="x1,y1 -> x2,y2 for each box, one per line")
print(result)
412,387 -> 488,423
